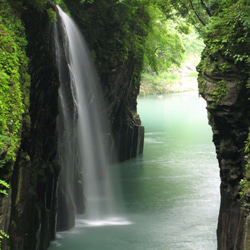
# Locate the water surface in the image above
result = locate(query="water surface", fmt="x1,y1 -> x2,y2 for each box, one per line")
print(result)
50,91 -> 220,250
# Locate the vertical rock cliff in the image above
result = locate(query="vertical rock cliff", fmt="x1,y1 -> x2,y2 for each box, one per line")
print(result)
198,54 -> 250,249
197,2 -> 250,248
8,2 -> 60,249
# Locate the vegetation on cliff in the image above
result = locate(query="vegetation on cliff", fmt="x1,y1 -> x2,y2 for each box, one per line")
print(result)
0,0 -> 30,192
1,0 -> 248,167
197,0 -> 250,78
0,0 -> 30,246
141,0 -> 250,96
195,1 -> 250,246
0,0 -> 249,248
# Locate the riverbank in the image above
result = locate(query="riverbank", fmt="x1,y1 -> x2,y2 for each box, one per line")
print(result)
139,58 -> 199,97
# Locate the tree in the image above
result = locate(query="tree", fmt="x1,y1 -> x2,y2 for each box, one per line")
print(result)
143,4 -> 185,73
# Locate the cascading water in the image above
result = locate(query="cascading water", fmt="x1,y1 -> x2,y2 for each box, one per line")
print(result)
54,6 -> 128,229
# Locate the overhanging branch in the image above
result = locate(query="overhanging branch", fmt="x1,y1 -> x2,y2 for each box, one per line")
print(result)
188,0 -> 206,26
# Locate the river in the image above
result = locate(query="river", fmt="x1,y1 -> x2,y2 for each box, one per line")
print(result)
49,91 -> 220,250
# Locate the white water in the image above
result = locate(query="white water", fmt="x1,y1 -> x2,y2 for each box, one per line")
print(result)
55,6 -> 121,226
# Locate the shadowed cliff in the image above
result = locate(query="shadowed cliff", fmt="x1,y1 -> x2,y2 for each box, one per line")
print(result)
197,1 -> 250,248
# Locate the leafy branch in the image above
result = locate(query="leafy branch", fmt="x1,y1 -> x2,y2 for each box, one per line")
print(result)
188,0 -> 206,26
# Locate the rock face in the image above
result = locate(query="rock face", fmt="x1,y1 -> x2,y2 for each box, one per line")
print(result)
8,3 -> 60,249
105,52 -> 145,161
197,1 -> 250,248
198,52 -> 250,249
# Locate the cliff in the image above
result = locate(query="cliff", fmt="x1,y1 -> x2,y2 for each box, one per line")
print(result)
197,1 -> 250,248
7,1 -> 60,249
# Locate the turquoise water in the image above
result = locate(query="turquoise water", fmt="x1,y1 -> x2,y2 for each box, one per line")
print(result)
49,91 -> 220,250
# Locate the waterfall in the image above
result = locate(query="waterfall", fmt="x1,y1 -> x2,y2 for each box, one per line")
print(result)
54,6 -> 127,229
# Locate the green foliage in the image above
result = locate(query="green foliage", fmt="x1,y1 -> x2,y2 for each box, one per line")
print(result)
143,6 -> 185,73
0,180 -> 9,196
239,127 -> 250,205
47,8 -> 57,22
0,135 -> 9,168
142,71 -> 182,85
203,0 -> 250,66
0,229 -> 9,248
239,179 -> 250,199
0,134 -> 9,246
245,134 -> 250,154
181,31 -> 204,58
112,0 -> 149,63
0,0 -> 30,163
141,20 -> 203,95
210,80 -> 227,105
63,0 -> 204,89
188,72 -> 198,77
176,23 -> 192,35
0,0 -> 30,245
26,0 -> 47,9
0,0 -> 30,176
195,0 -> 250,104
159,0 -> 210,32
81,0 -> 94,3
55,0 -> 70,13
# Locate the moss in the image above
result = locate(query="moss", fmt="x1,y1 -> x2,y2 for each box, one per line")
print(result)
239,128 -> 250,205
196,51 -> 210,74
47,8 -> 57,22
0,4 -> 31,245
198,78 -> 207,95
210,80 -> 227,105
0,0 -> 30,172
198,0 -> 250,106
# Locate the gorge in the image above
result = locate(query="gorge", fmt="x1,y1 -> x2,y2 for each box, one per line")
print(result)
49,91 -> 220,250
0,0 -> 250,249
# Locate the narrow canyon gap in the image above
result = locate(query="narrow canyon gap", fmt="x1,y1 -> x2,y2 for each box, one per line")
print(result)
0,1 -> 249,249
